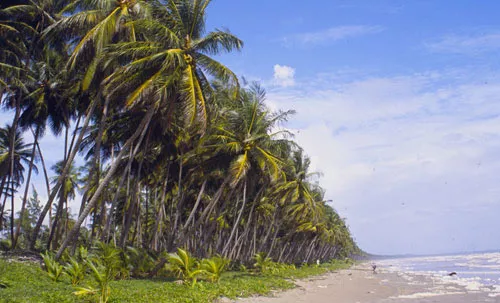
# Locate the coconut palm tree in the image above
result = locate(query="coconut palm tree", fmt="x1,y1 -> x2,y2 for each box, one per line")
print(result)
47,160 -> 80,249
0,125 -> 35,245
103,0 -> 243,128
55,0 -> 243,259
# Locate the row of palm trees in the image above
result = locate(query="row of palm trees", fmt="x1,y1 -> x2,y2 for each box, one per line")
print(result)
0,0 -> 358,265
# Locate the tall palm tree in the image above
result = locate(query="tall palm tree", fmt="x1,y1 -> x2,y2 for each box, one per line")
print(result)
0,125 -> 35,245
14,43 -> 78,249
55,0 -> 243,259
103,0 -> 243,128
197,85 -> 293,256
31,0 -> 151,250
47,160 -> 80,249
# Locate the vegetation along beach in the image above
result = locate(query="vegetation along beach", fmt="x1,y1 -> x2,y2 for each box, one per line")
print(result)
1,0 -> 500,302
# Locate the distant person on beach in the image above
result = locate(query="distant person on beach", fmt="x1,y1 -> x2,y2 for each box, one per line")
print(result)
372,263 -> 377,273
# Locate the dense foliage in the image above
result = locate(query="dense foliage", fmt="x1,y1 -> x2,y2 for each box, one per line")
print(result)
0,0 -> 358,272
0,256 -> 351,302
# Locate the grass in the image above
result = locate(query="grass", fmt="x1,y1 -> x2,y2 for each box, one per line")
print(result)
0,258 -> 351,303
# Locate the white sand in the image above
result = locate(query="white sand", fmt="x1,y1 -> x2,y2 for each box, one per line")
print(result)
233,263 -> 500,303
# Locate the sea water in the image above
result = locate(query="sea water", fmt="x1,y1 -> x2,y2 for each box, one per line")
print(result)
376,252 -> 500,298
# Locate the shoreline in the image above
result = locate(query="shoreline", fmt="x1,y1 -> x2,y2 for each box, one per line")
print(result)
236,262 -> 500,302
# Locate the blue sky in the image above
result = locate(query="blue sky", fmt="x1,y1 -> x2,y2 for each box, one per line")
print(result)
206,0 -> 500,255
3,0 -> 500,255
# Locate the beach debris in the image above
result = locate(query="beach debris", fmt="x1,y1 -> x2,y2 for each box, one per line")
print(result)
448,272 -> 457,276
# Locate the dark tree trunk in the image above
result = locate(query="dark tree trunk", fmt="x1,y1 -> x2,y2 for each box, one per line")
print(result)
12,127 -> 39,249
56,105 -> 155,259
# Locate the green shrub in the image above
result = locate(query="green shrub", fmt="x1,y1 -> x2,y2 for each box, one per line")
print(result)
253,252 -> 275,274
74,259 -> 111,303
168,248 -> 204,287
123,246 -> 155,277
41,252 -> 64,282
63,257 -> 86,285
201,255 -> 229,282
90,242 -> 123,280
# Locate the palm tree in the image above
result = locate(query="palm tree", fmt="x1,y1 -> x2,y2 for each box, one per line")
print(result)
0,125 -> 35,245
32,0 -> 151,250
14,44 -> 78,249
55,0 -> 243,259
194,85 -> 292,257
47,160 -> 80,249
103,0 -> 243,128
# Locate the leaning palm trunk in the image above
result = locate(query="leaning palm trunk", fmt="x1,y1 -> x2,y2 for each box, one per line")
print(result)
119,172 -> 142,247
34,133 -> 52,229
0,176 -> 6,209
47,188 -> 65,250
55,105 -> 156,259
0,175 -> 11,230
12,127 -> 39,249
222,180 -> 247,256
77,97 -> 109,236
182,180 -> 207,230
30,97 -> 99,250
149,169 -> 170,249
101,150 -> 135,242
121,127 -> 153,248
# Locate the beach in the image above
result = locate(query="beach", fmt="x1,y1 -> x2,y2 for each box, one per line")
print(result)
236,261 -> 500,303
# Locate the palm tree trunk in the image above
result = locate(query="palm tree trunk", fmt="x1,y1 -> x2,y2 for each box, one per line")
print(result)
30,96 -> 99,250
9,95 -> 21,247
63,125 -> 68,162
0,173 -> 6,203
120,178 -> 140,248
222,180 -> 246,256
182,180 -> 206,230
119,127 -> 150,248
12,127 -> 39,249
10,179 -> 15,247
196,176 -> 230,225
32,127 -> 51,228
101,161 -> 131,242
48,189 -> 65,250
78,97 -> 109,221
0,176 -> 7,228
149,169 -> 169,249
56,105 -> 155,259
170,151 -> 184,245
257,208 -> 278,253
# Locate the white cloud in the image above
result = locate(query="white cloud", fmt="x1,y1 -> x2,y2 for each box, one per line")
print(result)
283,25 -> 384,46
426,32 -> 500,54
273,64 -> 295,87
267,70 -> 500,255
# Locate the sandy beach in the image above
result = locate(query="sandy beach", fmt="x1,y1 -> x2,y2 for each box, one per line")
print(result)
235,263 -> 500,303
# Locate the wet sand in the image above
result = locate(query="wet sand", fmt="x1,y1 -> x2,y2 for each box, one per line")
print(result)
235,263 -> 500,303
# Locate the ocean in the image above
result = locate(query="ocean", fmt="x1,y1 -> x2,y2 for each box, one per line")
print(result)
376,251 -> 500,299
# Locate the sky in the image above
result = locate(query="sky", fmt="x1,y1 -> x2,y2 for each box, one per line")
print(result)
2,0 -> 500,255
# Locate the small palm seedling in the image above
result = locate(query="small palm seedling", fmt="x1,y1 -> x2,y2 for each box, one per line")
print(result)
253,252 -> 274,274
168,248 -> 205,287
91,241 -> 123,279
64,257 -> 86,285
76,246 -> 89,262
74,260 -> 111,303
41,252 -> 63,282
123,246 -> 155,277
201,255 -> 230,282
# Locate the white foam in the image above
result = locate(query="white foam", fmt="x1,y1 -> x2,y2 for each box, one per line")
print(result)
391,291 -> 464,299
